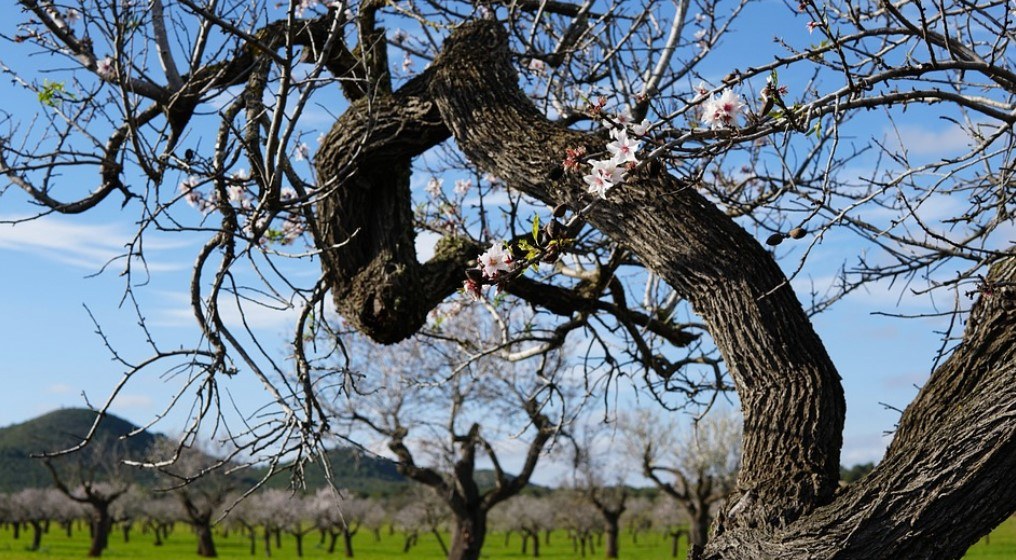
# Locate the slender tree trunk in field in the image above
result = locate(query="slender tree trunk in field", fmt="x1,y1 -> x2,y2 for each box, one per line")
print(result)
29,520 -> 43,551
447,512 -> 486,560
88,508 -> 112,558
195,522 -> 217,557
343,528 -> 355,558
432,527 -> 449,557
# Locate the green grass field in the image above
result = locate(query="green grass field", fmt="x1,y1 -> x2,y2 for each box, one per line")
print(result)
0,518 -> 1012,559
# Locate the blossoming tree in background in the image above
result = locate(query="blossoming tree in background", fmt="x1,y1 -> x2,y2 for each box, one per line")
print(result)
3,0 -> 1016,558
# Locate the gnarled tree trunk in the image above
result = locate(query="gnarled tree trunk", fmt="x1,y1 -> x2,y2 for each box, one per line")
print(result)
312,17 -> 1016,560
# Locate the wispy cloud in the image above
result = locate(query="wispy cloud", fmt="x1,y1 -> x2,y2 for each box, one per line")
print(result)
0,215 -> 188,272
151,289 -> 305,332
886,122 -> 973,157
46,383 -> 75,395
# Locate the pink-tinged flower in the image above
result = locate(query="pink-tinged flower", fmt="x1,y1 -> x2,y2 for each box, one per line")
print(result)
807,21 -> 820,34
454,179 -> 472,195
391,29 -> 408,44
294,0 -> 319,17
232,168 -> 250,181
293,142 -> 310,161
96,56 -> 114,79
228,185 -> 246,204
401,53 -> 414,74
179,176 -> 201,207
563,146 -> 587,173
607,129 -> 641,165
701,88 -> 746,130
425,177 -> 443,197
528,58 -> 546,74
64,9 -> 80,25
694,81 -> 710,98
462,278 -> 482,301
478,242 -> 513,279
281,188 -> 297,202
604,106 -> 632,129
630,119 -> 651,136
584,159 -> 625,199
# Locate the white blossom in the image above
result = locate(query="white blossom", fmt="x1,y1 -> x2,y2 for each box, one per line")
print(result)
606,129 -> 641,165
95,56 -> 115,79
293,142 -> 310,161
478,242 -> 513,279
425,177 -> 443,197
454,178 -> 472,195
630,118 -> 651,136
584,159 -> 625,199
701,88 -> 746,129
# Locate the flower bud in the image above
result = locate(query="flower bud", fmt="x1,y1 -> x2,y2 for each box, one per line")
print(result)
765,233 -> 784,246
788,227 -> 807,239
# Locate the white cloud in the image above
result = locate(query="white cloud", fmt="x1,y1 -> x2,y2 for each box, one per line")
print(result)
111,394 -> 155,410
47,383 -> 75,395
415,231 -> 441,262
0,215 -> 187,272
150,289 -> 305,332
887,122 -> 974,157
840,432 -> 891,465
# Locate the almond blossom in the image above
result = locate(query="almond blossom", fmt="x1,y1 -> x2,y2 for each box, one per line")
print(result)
478,242 -> 513,279
95,57 -> 114,79
701,88 -> 746,130
630,119 -> 651,136
584,158 -> 625,199
293,142 -> 310,161
425,177 -> 443,197
607,129 -> 641,165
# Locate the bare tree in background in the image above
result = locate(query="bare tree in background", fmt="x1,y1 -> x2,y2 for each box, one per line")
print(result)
151,440 -> 237,557
628,409 -> 741,553
4,0 -> 1016,558
43,439 -> 134,558
335,309 -> 567,560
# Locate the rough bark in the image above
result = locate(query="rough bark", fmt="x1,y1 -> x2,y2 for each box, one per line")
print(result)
315,69 -> 470,344
448,511 -> 486,560
195,522 -> 217,557
426,19 -> 843,538
308,15 -> 1016,560
88,506 -> 111,557
425,18 -> 1016,559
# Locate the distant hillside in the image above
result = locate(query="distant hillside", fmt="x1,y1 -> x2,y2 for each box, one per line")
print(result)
0,408 -> 159,492
0,409 -> 542,498
260,447 -> 410,497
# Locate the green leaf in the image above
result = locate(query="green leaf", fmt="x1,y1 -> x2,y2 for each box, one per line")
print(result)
531,213 -> 540,243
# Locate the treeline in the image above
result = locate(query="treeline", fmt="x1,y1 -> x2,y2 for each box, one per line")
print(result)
0,485 -> 695,559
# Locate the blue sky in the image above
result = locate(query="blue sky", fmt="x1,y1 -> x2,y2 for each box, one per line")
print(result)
0,1 -> 980,480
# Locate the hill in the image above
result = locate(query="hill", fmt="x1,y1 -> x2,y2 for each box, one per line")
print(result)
0,409 -> 541,498
260,446 -> 411,497
0,408 -> 159,492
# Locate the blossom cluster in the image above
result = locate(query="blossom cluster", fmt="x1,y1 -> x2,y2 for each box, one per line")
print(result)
700,88 -> 746,130
178,174 -> 306,246
462,241 -> 515,300
580,107 -> 650,199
